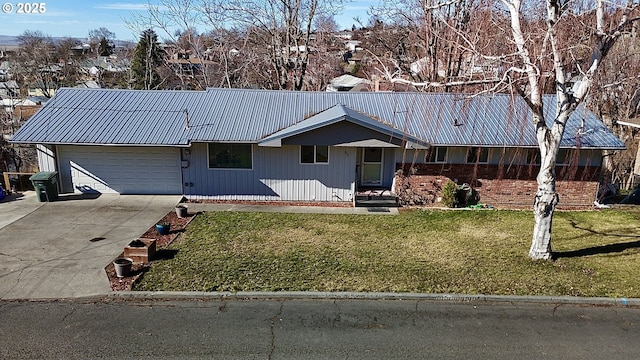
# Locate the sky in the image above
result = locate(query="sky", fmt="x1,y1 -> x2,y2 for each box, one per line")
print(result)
0,0 -> 376,41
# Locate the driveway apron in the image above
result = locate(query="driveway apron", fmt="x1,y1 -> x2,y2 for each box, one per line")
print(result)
0,194 -> 181,299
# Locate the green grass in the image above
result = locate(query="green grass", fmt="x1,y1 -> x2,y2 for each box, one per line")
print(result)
133,209 -> 640,297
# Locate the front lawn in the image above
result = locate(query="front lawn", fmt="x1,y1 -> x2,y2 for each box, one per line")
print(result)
133,209 -> 640,297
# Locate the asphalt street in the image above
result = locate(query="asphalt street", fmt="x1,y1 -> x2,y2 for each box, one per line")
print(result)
0,297 -> 638,359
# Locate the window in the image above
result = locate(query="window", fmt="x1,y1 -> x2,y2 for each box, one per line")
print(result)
301,145 -> 329,164
466,147 -> 489,163
526,149 -> 540,165
557,149 -> 570,165
427,147 -> 447,163
524,149 -> 572,166
208,143 -> 252,169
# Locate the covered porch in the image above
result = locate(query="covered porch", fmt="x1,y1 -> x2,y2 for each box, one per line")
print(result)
258,104 -> 428,207
352,144 -> 401,207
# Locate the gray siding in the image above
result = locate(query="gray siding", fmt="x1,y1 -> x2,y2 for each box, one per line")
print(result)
183,143 -> 356,202
383,148 -> 396,187
282,121 -> 404,147
36,145 -> 56,172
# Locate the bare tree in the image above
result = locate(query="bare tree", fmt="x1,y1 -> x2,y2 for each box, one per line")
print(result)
368,0 -> 500,89
303,15 -> 344,90
129,1 -> 241,89
54,38 -> 85,87
503,0 -> 639,260
131,0 -> 345,90
375,0 -> 639,260
14,31 -> 58,98
589,30 -> 640,190
206,0 -> 320,90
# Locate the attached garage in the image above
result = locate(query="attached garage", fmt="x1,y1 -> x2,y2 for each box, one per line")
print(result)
57,146 -> 182,195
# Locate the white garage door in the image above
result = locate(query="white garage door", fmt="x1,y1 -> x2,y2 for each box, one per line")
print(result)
57,146 -> 182,194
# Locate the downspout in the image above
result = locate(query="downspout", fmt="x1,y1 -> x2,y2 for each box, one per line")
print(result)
53,145 -> 61,194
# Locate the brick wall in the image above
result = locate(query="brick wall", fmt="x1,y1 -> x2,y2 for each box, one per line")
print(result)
396,163 -> 601,209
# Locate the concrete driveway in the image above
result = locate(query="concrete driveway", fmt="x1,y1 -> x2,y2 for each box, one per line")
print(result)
0,193 -> 181,299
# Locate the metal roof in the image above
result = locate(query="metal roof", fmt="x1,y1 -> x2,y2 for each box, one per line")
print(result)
10,87 -> 626,150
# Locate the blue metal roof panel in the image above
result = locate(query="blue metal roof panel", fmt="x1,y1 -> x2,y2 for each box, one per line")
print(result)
11,88 -> 201,145
11,88 -> 625,150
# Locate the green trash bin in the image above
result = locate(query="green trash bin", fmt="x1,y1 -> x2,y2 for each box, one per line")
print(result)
29,171 -> 59,202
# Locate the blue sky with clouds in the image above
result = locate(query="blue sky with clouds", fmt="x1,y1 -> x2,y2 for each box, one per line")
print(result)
0,1 -> 375,41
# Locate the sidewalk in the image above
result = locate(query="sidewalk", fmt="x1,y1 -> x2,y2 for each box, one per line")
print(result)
0,191 -> 43,230
185,203 -> 399,215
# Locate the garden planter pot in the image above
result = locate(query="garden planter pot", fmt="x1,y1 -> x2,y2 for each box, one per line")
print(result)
113,258 -> 133,278
175,205 -> 188,218
156,223 -> 170,235
124,238 -> 157,263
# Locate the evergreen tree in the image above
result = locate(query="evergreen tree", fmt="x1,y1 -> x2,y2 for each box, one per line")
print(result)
130,29 -> 165,90
98,37 -> 112,56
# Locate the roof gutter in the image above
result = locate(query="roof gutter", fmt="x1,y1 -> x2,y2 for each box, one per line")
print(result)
8,140 -> 192,148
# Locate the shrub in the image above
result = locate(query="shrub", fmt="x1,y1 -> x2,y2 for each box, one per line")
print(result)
441,181 -> 458,208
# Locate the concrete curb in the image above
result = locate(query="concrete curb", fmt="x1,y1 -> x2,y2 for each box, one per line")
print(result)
106,291 -> 640,306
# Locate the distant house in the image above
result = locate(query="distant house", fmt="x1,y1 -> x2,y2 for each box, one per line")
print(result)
74,80 -> 101,89
325,74 -> 372,92
10,88 -> 625,208
0,80 -> 19,97
22,96 -> 49,106
83,56 -> 129,76
410,57 -> 446,79
345,40 -> 361,52
1,96 -> 48,113
27,82 -> 56,98
87,65 -> 104,77
11,103 -> 42,119
410,54 -> 502,79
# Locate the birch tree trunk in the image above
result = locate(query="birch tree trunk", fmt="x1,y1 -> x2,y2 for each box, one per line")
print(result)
502,0 -> 561,259
506,0 -> 638,259
529,111 -> 564,260
527,0 -> 565,260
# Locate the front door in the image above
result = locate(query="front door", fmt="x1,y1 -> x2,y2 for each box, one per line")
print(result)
361,148 -> 383,186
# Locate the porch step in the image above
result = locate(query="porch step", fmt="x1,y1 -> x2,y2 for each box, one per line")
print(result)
355,189 -> 399,207
355,199 -> 399,207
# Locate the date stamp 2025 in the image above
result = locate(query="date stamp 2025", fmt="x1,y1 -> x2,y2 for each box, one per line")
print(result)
2,2 -> 46,14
